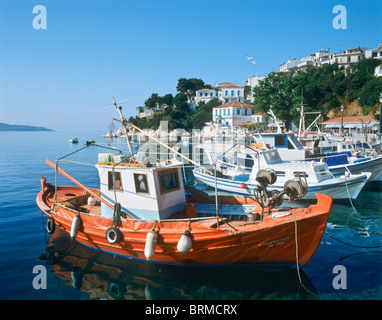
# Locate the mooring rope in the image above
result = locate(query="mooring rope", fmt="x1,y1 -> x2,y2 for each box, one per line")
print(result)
274,216 -> 318,299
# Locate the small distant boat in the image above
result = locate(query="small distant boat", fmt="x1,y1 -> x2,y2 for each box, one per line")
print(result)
69,138 -> 79,144
84,140 -> 96,146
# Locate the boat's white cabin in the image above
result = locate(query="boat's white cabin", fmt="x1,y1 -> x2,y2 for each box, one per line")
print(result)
247,149 -> 333,184
96,153 -> 186,220
252,133 -> 309,160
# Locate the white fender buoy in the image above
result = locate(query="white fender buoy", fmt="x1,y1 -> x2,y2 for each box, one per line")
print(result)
87,196 -> 96,206
144,230 -> 157,260
70,215 -> 81,239
177,230 -> 192,253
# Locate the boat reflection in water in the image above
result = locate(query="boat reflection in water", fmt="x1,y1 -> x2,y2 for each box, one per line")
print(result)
38,227 -> 318,300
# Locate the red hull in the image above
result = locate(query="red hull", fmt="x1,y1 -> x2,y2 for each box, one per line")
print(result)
37,181 -> 332,266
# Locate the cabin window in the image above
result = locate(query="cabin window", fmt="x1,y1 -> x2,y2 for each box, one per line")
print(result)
158,168 -> 180,194
275,135 -> 286,147
133,173 -> 150,194
108,171 -> 123,191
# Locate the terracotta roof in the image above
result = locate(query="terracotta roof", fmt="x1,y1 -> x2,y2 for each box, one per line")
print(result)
237,121 -> 267,126
215,82 -> 244,88
322,115 -> 377,124
213,101 -> 255,109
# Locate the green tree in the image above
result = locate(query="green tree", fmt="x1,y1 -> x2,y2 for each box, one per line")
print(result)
144,93 -> 159,110
176,78 -> 210,99
252,72 -> 295,128
185,98 -> 221,130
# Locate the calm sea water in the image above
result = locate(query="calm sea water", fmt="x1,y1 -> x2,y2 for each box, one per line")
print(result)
0,131 -> 381,300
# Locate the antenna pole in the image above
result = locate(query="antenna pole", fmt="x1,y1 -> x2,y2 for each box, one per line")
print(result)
112,98 -> 133,155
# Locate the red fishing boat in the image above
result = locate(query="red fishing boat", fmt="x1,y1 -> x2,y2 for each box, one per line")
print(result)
36,149 -> 332,267
37,101 -> 332,267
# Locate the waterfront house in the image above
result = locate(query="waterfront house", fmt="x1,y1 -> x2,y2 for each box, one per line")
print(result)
194,88 -> 217,104
322,115 -> 379,135
212,101 -> 255,129
215,82 -> 245,104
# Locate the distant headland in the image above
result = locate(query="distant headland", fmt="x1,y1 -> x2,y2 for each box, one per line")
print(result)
0,123 -> 53,131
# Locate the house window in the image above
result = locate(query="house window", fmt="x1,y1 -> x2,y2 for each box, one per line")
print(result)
228,109 -> 230,116
231,90 -> 235,96
158,168 -> 180,194
237,109 -> 240,115
108,171 -> 123,191
244,109 -> 248,116
215,110 -> 218,116
223,109 -> 226,116
225,90 -> 228,96
133,173 -> 149,194
238,90 -> 241,96
210,93 -> 213,97
205,93 -> 208,96
200,92 -> 203,97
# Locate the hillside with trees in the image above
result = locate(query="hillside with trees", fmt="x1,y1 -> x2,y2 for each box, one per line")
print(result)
128,58 -> 382,132
128,78 -> 220,131
252,58 -> 382,129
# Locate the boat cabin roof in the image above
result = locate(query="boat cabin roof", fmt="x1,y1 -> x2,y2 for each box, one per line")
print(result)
253,132 -> 304,150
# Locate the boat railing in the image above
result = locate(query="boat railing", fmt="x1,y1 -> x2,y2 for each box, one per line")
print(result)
54,202 -> 229,223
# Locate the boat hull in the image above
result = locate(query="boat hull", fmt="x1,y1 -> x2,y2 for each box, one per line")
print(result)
327,155 -> 382,183
193,169 -> 370,200
37,183 -> 332,267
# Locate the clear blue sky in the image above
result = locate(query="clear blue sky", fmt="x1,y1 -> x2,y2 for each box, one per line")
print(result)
0,0 -> 381,131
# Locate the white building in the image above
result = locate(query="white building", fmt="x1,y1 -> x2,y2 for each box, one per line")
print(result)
298,49 -> 332,67
212,101 -> 255,129
194,88 -> 217,104
332,46 -> 366,69
138,107 -> 155,118
215,82 -> 245,104
252,112 -> 268,124
246,75 -> 265,102
365,43 -> 382,59
280,59 -> 299,72
375,65 -> 382,77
